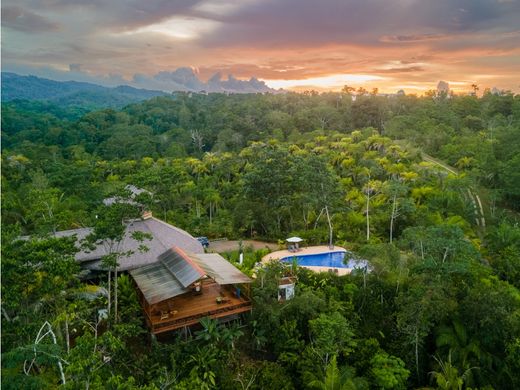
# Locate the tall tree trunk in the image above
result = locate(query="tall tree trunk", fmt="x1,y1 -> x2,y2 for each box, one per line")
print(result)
442,248 -> 449,263
64,315 -> 70,354
415,327 -> 420,381
2,306 -> 12,322
390,193 -> 397,243
314,208 -> 324,229
366,191 -> 371,242
114,267 -> 118,322
107,270 -> 112,315
195,201 -> 201,218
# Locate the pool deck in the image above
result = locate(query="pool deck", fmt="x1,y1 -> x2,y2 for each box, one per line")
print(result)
262,245 -> 351,276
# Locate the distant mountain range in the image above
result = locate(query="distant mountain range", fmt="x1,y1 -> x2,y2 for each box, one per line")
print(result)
1,69 -> 278,109
1,72 -> 169,108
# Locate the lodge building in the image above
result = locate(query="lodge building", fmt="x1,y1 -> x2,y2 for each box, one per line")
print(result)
55,213 -> 252,335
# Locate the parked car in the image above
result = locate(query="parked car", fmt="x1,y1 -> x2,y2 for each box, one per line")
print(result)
196,236 -> 210,248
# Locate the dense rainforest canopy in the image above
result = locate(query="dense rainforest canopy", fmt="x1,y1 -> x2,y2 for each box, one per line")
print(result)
2,90 -> 520,389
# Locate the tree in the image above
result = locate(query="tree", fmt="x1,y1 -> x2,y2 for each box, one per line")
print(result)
116,274 -> 144,325
430,352 -> 475,390
186,347 -> 218,390
22,170 -> 66,234
370,352 -> 409,389
384,180 -> 409,243
83,200 -> 149,322
308,312 -> 356,367
361,173 -> 383,242
485,221 -> 520,288
395,262 -> 467,386
399,225 -> 479,266
241,143 -> 338,237
471,84 -> 479,96
1,235 -> 80,387
342,85 -> 356,96
308,355 -> 368,390
98,124 -> 157,160
1,235 -> 80,347
435,320 -> 482,382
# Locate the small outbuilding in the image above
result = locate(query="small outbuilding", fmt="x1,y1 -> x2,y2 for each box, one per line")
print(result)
278,276 -> 296,301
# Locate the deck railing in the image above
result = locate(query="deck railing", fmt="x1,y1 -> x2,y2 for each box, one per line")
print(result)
152,301 -> 252,333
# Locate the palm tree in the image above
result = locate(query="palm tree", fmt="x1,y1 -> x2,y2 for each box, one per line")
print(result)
436,321 -> 481,367
308,355 -> 368,390
188,347 -> 218,390
342,85 -> 356,96
430,351 -> 476,390
435,320 -> 482,386
362,175 -> 383,242
455,156 -> 473,170
201,183 -> 222,224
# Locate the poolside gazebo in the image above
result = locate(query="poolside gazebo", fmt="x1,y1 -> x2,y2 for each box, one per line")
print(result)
286,236 -> 303,252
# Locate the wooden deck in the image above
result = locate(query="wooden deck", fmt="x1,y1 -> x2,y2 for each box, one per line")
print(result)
142,281 -> 252,334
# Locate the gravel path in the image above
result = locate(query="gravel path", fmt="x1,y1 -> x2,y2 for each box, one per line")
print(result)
207,240 -> 279,253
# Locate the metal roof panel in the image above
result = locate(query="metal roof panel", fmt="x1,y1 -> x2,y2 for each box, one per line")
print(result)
129,262 -> 189,305
190,253 -> 252,285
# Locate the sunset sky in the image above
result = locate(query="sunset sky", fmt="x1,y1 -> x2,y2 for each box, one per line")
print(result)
2,0 -> 520,93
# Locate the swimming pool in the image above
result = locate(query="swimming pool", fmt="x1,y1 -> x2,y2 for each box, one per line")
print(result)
281,251 -> 366,269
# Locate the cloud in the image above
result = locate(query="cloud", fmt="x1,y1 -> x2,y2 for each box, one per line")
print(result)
2,6 -> 60,32
380,34 -> 448,43
200,0 -> 520,49
69,63 -> 82,72
7,0 -> 211,32
376,66 -> 425,74
2,0 -> 519,93
2,62 -> 276,93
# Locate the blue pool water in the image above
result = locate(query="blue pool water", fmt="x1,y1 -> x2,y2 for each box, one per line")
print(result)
281,251 -> 366,269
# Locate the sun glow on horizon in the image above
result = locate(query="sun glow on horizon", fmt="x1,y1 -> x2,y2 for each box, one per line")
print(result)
263,73 -> 389,90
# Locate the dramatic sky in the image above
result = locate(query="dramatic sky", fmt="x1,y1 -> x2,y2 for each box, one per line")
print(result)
2,0 -> 520,93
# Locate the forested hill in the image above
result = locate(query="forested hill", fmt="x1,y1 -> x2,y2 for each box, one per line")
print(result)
3,90 -> 519,210
1,72 -> 169,111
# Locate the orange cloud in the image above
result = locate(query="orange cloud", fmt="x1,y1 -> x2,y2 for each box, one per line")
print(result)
2,0 -> 519,94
